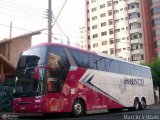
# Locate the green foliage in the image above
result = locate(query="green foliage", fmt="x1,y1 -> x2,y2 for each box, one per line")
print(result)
147,58 -> 160,87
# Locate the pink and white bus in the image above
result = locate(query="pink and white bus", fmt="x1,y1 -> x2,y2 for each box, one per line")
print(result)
13,43 -> 154,116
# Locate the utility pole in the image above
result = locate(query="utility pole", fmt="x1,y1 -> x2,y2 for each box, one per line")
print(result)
9,22 -> 12,38
48,0 -> 52,43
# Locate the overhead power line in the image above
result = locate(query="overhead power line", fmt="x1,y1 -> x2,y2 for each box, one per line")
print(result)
52,0 -> 68,28
52,15 -> 68,40
0,23 -> 46,32
0,0 -> 46,13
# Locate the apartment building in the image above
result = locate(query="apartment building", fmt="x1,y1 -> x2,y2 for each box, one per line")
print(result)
151,0 -> 160,59
80,27 -> 88,50
85,0 -> 154,64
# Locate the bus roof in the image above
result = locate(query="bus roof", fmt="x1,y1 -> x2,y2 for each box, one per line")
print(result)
31,43 -> 149,69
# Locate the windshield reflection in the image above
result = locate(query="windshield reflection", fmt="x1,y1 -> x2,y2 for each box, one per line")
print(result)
14,68 -> 45,97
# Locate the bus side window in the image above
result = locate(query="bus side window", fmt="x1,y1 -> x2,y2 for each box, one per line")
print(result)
118,62 -> 131,75
70,49 -> 89,68
140,67 -> 148,78
107,59 -> 119,73
89,54 -> 96,69
130,65 -> 140,77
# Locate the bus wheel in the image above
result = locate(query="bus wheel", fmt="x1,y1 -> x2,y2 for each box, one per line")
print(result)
133,98 -> 140,111
72,99 -> 85,117
140,98 -> 146,110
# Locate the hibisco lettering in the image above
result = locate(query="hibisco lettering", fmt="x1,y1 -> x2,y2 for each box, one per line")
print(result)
124,77 -> 144,87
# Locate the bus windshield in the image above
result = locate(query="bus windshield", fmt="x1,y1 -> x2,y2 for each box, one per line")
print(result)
14,68 -> 45,97
17,46 -> 47,69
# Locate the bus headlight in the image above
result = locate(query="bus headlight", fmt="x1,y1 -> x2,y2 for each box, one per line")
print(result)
35,100 -> 41,103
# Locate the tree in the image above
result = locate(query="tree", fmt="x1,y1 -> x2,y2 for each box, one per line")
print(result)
147,58 -> 160,103
147,59 -> 160,87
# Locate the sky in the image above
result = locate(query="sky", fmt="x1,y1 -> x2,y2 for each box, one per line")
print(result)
0,0 -> 85,46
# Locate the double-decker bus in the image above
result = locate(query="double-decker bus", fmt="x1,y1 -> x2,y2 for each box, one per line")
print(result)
13,43 -> 154,116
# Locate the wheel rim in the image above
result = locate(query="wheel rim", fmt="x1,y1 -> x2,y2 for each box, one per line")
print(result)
141,100 -> 146,109
74,101 -> 82,115
134,100 -> 139,110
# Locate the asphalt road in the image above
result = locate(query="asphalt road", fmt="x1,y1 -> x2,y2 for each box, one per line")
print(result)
1,105 -> 160,120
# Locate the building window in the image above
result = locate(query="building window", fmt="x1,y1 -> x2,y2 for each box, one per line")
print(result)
91,0 -> 96,3
108,19 -> 113,25
108,10 -> 112,16
131,43 -> 143,51
107,1 -> 112,7
92,7 -> 97,12
93,34 -> 98,38
109,29 -> 114,35
154,29 -> 160,36
115,29 -> 120,33
100,13 -> 106,17
151,0 -> 160,4
102,41 -> 107,45
154,40 -> 160,48
100,4 -> 105,9
116,49 -> 121,53
129,12 -> 140,19
110,48 -> 114,55
152,17 -> 160,25
101,22 -> 106,27
92,25 -> 97,29
121,28 -> 125,30
128,2 -> 139,10
132,54 -> 144,61
113,0 -> 118,5
130,22 -> 141,29
122,37 -> 125,40
151,7 -> 160,15
126,27 -> 128,30
116,39 -> 121,42
93,43 -> 98,48
121,18 -> 124,20
92,16 -> 97,20
109,38 -> 114,44
120,8 -> 123,11
115,19 -> 119,23
101,31 -> 107,36
114,10 -> 119,14
102,51 -> 108,54
130,32 -> 142,40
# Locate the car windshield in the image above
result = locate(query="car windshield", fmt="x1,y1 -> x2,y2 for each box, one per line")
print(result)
17,46 -> 47,69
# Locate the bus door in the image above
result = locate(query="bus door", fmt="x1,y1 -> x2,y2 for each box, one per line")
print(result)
46,53 -> 69,112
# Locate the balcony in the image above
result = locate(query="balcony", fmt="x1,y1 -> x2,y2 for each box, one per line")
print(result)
130,38 -> 143,44
128,0 -> 139,4
128,8 -> 140,14
130,28 -> 142,34
131,49 -> 144,55
129,18 -> 141,24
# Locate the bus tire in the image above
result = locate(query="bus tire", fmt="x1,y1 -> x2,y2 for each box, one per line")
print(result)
140,98 -> 146,110
72,99 -> 85,117
133,98 -> 140,111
